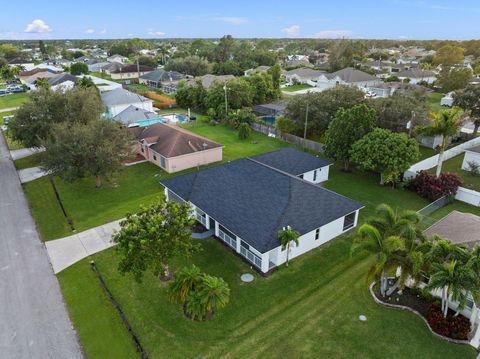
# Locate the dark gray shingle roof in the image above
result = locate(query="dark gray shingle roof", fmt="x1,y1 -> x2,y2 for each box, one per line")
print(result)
140,69 -> 185,82
47,73 -> 77,86
252,147 -> 330,175
161,158 -> 361,253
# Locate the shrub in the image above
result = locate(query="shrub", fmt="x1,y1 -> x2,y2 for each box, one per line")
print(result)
238,123 -> 251,139
426,304 -> 471,340
408,170 -> 463,201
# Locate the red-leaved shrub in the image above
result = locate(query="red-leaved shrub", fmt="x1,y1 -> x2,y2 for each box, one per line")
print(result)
409,171 -> 463,201
426,304 -> 471,340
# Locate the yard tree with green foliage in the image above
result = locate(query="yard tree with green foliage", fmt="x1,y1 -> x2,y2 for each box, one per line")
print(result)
278,226 -> 300,267
369,91 -> 428,133
228,108 -> 256,129
138,55 -> 157,68
0,64 -> 23,81
351,128 -> 420,185
433,45 -> 465,66
453,85 -> 480,136
165,55 -> 212,76
76,76 -> 96,89
35,77 -> 50,90
324,104 -> 377,171
285,85 -> 366,136
268,64 -> 282,93
275,116 -> 297,135
113,198 -> 198,282
69,62 -> 89,75
186,274 -> 230,320
415,108 -> 463,177
436,67 -> 472,93
237,122 -> 251,140
351,223 -> 405,297
9,87 -> 104,148
169,265 -> 203,305
42,119 -> 134,188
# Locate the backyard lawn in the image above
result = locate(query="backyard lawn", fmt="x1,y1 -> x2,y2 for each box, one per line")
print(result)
58,235 -> 476,359
0,92 -> 28,109
433,154 -> 480,191
428,92 -> 444,113
282,84 -> 314,92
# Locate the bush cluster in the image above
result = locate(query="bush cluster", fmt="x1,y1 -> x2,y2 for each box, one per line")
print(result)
408,171 -> 463,201
426,304 -> 471,340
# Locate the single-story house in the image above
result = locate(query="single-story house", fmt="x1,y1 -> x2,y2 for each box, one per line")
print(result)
101,62 -> 124,74
161,150 -> 362,273
397,69 -> 436,84
129,123 -> 222,172
139,69 -> 185,93
18,68 -> 50,81
366,82 -> 427,98
316,67 -> 383,91
285,67 -> 324,85
252,99 -> 289,121
252,147 -> 331,184
8,58 -> 35,71
111,64 -> 154,80
462,145 -> 480,172
88,61 -> 110,73
186,74 -> 235,90
113,105 -> 159,126
284,58 -> 313,68
101,88 -> 153,117
48,73 -> 78,92
78,74 -> 122,92
107,54 -> 128,63
21,71 -> 58,88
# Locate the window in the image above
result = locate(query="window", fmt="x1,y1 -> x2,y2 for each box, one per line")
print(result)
153,154 -> 157,161
195,208 -> 207,226
218,225 -> 236,249
313,170 -> 317,182
315,228 -> 320,240
343,212 -> 356,231
160,156 -> 166,169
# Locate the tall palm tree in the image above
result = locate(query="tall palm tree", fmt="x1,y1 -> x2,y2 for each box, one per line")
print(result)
368,203 -> 421,241
351,224 -> 405,296
425,236 -> 470,266
415,108 -> 464,177
278,226 -> 300,267
426,260 -> 477,317
169,265 -> 203,305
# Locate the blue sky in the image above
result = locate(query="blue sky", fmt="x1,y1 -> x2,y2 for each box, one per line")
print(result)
1,0 -> 480,40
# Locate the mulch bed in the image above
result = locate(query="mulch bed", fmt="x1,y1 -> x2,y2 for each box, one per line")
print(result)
374,280 -> 429,317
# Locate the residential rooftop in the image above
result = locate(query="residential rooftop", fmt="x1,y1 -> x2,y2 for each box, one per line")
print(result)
100,88 -> 151,106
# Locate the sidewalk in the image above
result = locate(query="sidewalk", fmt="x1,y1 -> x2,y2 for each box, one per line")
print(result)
10,147 -> 45,160
18,166 -> 49,183
45,219 -> 122,273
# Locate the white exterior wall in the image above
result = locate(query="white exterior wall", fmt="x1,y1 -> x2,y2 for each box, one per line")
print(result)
272,210 -> 359,268
300,165 -> 330,184
455,187 -> 480,207
399,76 -> 436,84
461,151 -> 480,171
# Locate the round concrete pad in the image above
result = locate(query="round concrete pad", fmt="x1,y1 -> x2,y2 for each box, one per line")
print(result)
359,315 -> 367,321
241,273 -> 255,282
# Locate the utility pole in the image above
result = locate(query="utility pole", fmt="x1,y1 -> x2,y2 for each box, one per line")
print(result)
303,103 -> 309,140
224,84 -> 228,121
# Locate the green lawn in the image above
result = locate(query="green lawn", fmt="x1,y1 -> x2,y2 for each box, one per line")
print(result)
89,72 -> 113,81
58,235 -> 476,359
428,92 -> 444,113
282,84 -> 314,92
0,92 -> 28,109
2,130 -> 24,150
0,110 -> 16,126
14,152 -> 43,170
418,146 -> 437,161
158,107 -> 208,121
432,154 -> 480,191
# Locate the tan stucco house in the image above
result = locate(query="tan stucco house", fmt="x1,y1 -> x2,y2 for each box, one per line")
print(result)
129,123 -> 222,173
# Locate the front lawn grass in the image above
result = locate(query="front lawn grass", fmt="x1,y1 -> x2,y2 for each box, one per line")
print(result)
418,146 -> 437,160
14,152 -> 43,170
0,92 -> 28,109
428,92 -> 444,113
282,84 -> 314,92
2,130 -> 23,150
432,154 -> 480,191
58,236 -> 476,359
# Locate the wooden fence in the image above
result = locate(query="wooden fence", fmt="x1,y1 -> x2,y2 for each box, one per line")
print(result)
251,122 -> 325,153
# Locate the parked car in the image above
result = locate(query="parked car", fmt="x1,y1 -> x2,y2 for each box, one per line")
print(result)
0,89 -> 9,96
7,85 -> 24,93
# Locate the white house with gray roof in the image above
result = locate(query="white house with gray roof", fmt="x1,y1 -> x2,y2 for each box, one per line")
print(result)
100,88 -> 153,117
316,67 -> 383,91
162,148 -> 361,273
397,69 -> 436,84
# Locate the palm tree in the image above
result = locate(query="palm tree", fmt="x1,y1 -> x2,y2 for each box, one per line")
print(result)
415,108 -> 463,177
426,260 -> 477,317
186,274 -> 230,320
35,77 -> 50,90
351,224 -> 405,296
425,236 -> 470,266
278,226 -> 300,267
368,203 -> 421,241
169,265 -> 203,305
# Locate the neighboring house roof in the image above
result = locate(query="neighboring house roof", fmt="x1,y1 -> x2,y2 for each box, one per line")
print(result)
84,58 -> 103,66
161,157 -> 362,253
424,211 -> 480,249
140,69 -> 185,83
245,65 -> 270,75
285,67 -> 324,78
100,88 -> 151,106
113,105 -> 159,124
397,69 -> 436,78
252,99 -> 289,116
23,71 -> 57,84
19,68 -> 49,77
187,74 -> 235,89
111,64 -> 154,74
47,73 -> 78,86
285,58 -> 312,68
129,122 -> 221,157
101,61 -> 124,72
252,147 -> 330,175
326,67 -> 379,83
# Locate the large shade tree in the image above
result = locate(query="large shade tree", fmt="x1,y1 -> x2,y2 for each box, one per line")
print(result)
453,85 -> 480,136
415,108 -> 463,177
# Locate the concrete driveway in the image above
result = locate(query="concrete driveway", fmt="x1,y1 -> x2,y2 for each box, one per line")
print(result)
46,220 -> 121,274
10,147 -> 45,161
0,133 -> 83,358
18,166 -> 49,183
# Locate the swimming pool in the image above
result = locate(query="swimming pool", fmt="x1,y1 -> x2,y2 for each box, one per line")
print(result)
161,114 -> 190,124
128,118 -> 165,127
128,114 -> 190,127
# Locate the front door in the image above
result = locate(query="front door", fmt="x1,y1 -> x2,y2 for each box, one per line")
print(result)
209,217 -> 215,231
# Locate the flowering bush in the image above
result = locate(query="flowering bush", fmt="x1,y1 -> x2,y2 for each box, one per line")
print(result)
426,304 -> 470,340
408,171 -> 463,201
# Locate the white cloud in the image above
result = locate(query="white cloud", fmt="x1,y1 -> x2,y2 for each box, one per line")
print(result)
85,29 -> 95,34
214,17 -> 247,25
312,29 -> 351,39
24,19 -> 52,33
100,29 -> 107,34
281,25 -> 300,37
147,31 -> 166,37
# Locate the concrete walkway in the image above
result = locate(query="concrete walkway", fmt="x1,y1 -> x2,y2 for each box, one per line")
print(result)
10,147 -> 45,161
0,131 -> 83,358
18,166 -> 49,183
0,107 -> 19,113
46,220 -> 121,274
